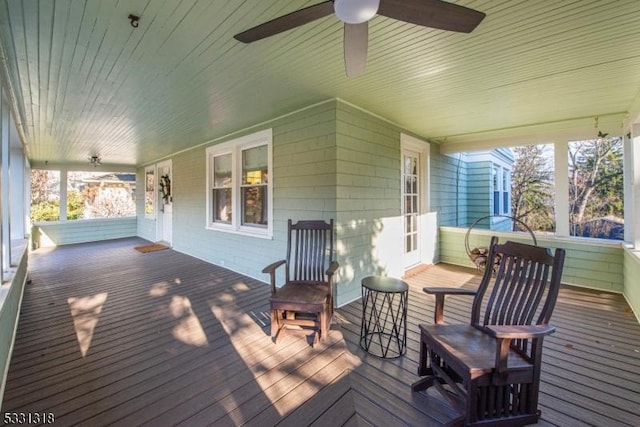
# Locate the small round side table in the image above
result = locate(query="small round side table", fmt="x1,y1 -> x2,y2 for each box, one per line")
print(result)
360,276 -> 408,358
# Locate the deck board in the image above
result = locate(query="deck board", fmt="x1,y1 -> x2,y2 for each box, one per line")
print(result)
1,237 -> 639,426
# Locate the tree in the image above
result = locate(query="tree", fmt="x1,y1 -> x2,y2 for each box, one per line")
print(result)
30,170 -> 60,222
568,135 -> 623,237
510,145 -> 555,232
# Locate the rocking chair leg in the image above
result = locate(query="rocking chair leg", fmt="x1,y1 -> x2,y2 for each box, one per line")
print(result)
319,311 -> 327,341
411,375 -> 439,392
271,309 -> 280,341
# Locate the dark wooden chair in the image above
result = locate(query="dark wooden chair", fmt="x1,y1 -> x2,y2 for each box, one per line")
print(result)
263,219 -> 338,343
412,237 -> 565,426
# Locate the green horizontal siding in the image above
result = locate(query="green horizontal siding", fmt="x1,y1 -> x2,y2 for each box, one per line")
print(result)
32,217 -> 137,247
335,102 -> 402,305
167,100 -> 338,288
430,151 -> 466,228
623,250 -> 640,321
440,226 -> 624,292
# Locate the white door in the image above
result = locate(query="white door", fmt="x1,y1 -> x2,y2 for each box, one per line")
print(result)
157,160 -> 173,246
403,150 -> 421,268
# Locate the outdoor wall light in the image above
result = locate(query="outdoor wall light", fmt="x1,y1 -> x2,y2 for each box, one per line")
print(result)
334,0 -> 380,24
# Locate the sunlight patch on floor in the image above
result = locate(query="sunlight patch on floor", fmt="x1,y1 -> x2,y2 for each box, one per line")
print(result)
169,295 -> 208,347
149,281 -> 170,297
67,292 -> 108,357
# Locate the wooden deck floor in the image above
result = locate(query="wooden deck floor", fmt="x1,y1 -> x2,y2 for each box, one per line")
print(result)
1,237 -> 639,426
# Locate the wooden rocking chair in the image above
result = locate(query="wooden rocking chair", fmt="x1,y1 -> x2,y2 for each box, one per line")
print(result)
263,219 -> 338,343
412,237 -> 565,426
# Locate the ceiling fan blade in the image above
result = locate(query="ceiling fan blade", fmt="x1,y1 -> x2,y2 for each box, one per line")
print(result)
234,1 -> 334,43
378,0 -> 485,33
344,22 -> 368,77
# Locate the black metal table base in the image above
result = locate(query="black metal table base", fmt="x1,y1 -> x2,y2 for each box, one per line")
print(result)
360,276 -> 408,359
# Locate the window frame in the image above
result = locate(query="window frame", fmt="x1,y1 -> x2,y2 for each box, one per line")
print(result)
490,163 -> 512,221
205,129 -> 273,238
501,168 -> 510,215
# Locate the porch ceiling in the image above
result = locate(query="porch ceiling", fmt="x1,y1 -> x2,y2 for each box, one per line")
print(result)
2,0 -> 640,167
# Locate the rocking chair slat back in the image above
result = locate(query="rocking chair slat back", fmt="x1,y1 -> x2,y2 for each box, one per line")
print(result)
288,219 -> 333,283
472,237 -> 563,354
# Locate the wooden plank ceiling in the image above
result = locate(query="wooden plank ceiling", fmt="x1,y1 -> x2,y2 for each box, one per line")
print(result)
1,0 -> 640,167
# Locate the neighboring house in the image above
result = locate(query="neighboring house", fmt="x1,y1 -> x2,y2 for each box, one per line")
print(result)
76,172 -> 136,189
460,148 -> 515,231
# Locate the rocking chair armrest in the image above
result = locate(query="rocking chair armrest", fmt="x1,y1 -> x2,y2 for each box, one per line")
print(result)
485,324 -> 556,340
325,260 -> 339,277
423,287 -> 477,296
486,324 -> 556,384
262,259 -> 286,274
423,287 -> 477,325
262,260 -> 286,294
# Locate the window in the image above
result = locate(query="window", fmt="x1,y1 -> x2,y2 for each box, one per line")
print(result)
568,137 -> 623,240
31,169 -> 137,222
206,129 -> 272,237
510,144 -> 555,233
212,153 -> 232,223
458,139 -> 624,241
67,171 -> 136,220
145,166 -> 155,218
491,164 -> 511,216
492,166 -> 500,215
502,169 -> 510,215
30,170 -> 60,222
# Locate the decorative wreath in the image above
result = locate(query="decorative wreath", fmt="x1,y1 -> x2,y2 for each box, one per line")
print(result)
465,215 -> 537,270
159,174 -> 171,203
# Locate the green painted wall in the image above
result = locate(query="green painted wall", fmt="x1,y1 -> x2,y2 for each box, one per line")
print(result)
623,249 -> 640,320
137,99 -> 460,306
32,217 -> 137,248
440,226 -> 625,292
151,101 -> 339,289
334,102 -> 403,305
467,161 -> 491,224
0,245 -> 28,408
430,150 -> 465,228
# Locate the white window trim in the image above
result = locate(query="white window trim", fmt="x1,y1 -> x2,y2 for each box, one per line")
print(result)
205,129 -> 273,239
490,163 -> 512,220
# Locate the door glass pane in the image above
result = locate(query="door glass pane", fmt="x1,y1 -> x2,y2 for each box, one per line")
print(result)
403,153 -> 420,256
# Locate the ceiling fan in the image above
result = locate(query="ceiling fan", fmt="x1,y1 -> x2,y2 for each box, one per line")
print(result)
234,0 -> 485,77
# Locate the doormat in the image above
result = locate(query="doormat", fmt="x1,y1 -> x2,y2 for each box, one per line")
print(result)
134,243 -> 169,253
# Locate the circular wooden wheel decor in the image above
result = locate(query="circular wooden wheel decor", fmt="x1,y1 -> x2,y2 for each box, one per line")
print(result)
465,215 -> 537,270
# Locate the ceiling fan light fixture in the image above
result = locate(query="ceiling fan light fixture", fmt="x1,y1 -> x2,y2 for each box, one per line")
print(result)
89,155 -> 101,167
334,0 -> 379,24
